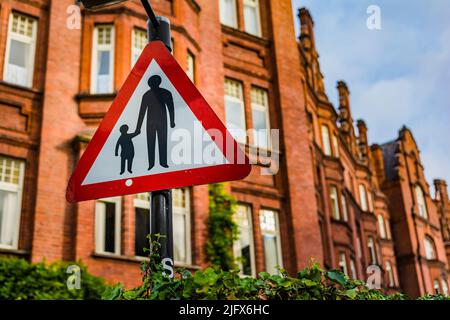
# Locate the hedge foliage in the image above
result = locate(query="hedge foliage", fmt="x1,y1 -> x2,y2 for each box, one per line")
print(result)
0,257 -> 108,300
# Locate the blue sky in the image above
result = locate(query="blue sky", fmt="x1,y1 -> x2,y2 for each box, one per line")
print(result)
291,0 -> 450,191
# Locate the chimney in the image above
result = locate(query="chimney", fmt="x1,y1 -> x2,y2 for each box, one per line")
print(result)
371,144 -> 386,184
298,7 -> 315,47
357,120 -> 369,162
337,81 -> 352,134
434,179 -> 449,204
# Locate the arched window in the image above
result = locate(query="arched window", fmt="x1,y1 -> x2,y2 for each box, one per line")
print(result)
377,215 -> 386,239
424,236 -> 437,260
415,185 -> 428,219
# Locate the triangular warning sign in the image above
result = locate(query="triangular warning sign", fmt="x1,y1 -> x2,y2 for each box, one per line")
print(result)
66,41 -> 251,203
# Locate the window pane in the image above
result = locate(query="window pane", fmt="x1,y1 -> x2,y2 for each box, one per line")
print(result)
251,87 -> 270,149
103,202 -> 116,253
132,28 -> 147,66
359,185 -> 368,211
330,186 -> 340,220
135,207 -> 150,257
234,205 -> 254,276
260,210 -> 281,274
244,0 -> 261,36
220,0 -> 237,27
378,215 -> 386,239
187,52 -> 195,82
0,190 -> 18,246
225,80 -> 246,143
173,213 -> 186,262
321,125 -> 332,156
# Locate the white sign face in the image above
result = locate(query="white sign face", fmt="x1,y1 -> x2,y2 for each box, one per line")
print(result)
82,60 -> 228,186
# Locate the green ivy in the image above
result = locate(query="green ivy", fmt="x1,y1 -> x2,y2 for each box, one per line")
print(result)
204,183 -> 239,271
103,235 -> 449,301
0,257 -> 108,300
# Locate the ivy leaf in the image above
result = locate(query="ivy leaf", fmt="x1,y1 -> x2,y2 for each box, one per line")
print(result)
327,270 -> 347,287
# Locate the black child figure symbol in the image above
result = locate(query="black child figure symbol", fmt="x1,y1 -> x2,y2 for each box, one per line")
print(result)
115,124 -> 139,175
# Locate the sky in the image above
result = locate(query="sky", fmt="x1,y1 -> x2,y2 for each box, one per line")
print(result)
291,0 -> 450,191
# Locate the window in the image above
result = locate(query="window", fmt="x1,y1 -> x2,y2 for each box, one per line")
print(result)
260,209 -> 282,274
172,188 -> 191,264
378,215 -> 387,239
321,125 -> 332,156
91,25 -> 114,94
225,78 -> 246,144
359,184 -> 368,211
385,261 -> 395,287
219,0 -> 238,28
0,156 -> 25,249
368,191 -> 374,212
434,280 -> 441,295
95,197 -> 121,255
243,0 -> 262,36
341,194 -> 348,222
367,236 -> 377,265
385,218 -> 392,240
186,51 -> 195,83
134,193 -> 150,257
132,28 -> 146,67
338,252 -> 348,276
442,279 -> 449,296
233,204 -> 255,276
3,13 -> 37,88
134,189 -> 191,263
424,236 -> 436,260
329,186 -> 340,220
415,185 -> 428,219
332,134 -> 340,158
350,259 -> 357,279
251,86 -> 270,149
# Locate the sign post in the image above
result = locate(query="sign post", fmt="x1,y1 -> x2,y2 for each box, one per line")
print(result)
143,1 -> 174,276
71,0 -> 251,279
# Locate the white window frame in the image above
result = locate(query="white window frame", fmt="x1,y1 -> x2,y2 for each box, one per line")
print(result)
329,186 -> 340,220
341,194 -> 348,222
424,236 -> 436,260
233,204 -> 256,277
350,259 -> 357,279
131,27 -> 147,67
243,0 -> 262,36
339,252 -> 348,276
367,236 -> 377,265
0,157 -> 25,250
186,51 -> 195,83
251,86 -> 271,150
95,197 -> 121,255
91,25 -> 115,94
219,0 -> 238,28
385,261 -> 395,287
225,78 -> 247,144
321,125 -> 332,156
332,134 -> 340,158
415,185 -> 428,219
385,218 -> 392,240
260,209 -> 283,273
172,188 -> 192,265
359,184 -> 368,211
434,280 -> 441,295
442,279 -> 449,296
378,215 -> 387,239
3,12 -> 38,88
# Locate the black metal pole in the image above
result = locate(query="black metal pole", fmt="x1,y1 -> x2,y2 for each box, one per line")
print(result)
142,0 -> 174,278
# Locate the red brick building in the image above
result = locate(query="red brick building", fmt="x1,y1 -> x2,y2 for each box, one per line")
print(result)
0,0 -> 448,297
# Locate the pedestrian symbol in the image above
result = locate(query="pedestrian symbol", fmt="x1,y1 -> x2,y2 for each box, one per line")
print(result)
66,40 -> 251,203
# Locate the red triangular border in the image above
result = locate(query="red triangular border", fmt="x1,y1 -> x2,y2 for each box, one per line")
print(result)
66,41 -> 251,203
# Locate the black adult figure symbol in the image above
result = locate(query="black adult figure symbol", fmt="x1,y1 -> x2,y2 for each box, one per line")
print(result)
134,75 -> 175,170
